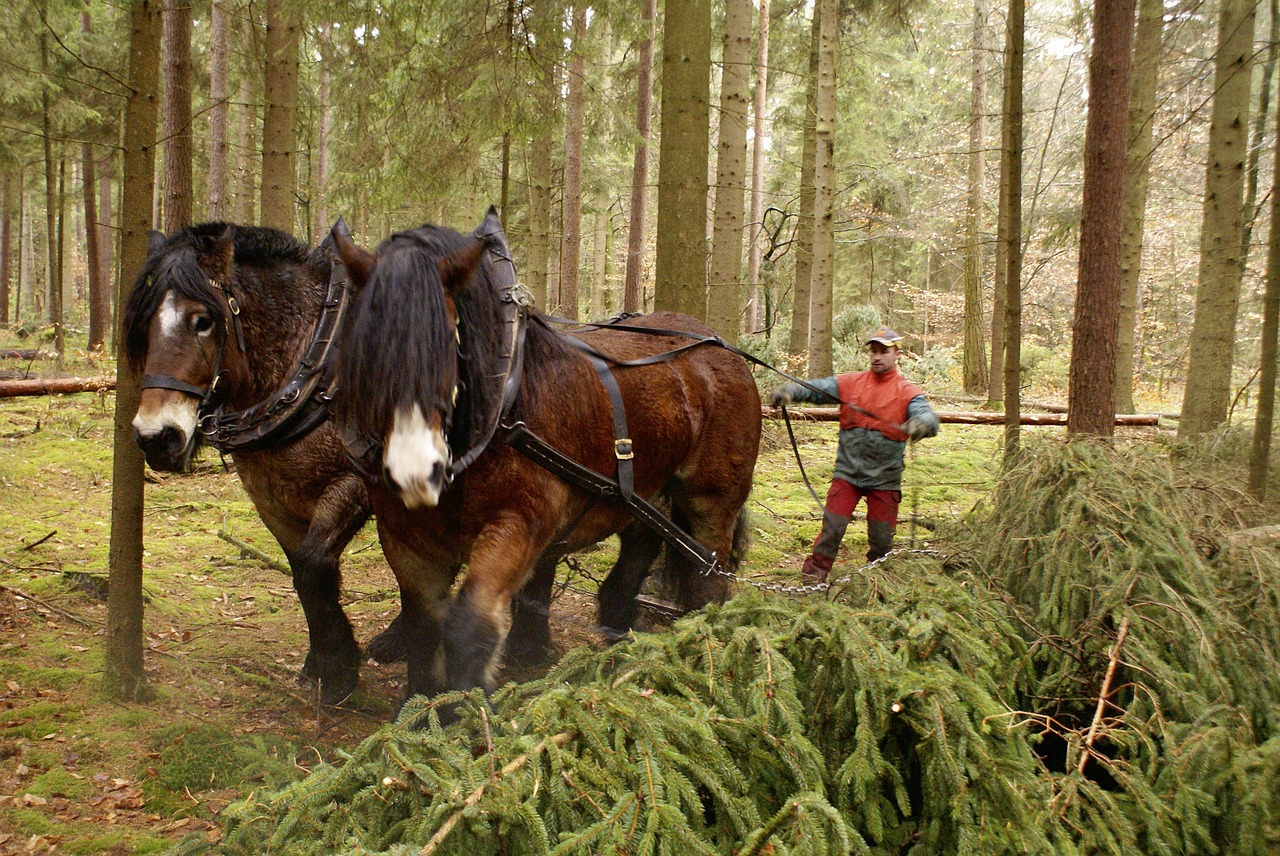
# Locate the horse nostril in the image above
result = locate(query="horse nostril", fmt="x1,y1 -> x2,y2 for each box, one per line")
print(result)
431,461 -> 447,488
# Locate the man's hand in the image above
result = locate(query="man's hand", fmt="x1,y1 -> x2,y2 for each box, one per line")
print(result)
904,417 -> 929,439
769,388 -> 793,407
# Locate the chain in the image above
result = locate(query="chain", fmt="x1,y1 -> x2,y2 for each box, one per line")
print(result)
700,546 -> 948,596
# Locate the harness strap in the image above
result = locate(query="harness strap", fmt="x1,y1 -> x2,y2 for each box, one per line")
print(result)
141,373 -> 213,400
559,336 -> 635,501
505,422 -> 717,575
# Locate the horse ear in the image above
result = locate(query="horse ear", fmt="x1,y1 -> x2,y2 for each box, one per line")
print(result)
147,230 -> 167,257
200,225 -> 236,281
436,237 -> 488,293
330,219 -> 377,288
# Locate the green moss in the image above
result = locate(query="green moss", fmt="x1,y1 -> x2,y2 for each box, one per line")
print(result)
145,723 -> 300,796
27,766 -> 93,800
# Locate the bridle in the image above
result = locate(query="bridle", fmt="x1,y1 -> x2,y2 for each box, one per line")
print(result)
139,275 -> 244,411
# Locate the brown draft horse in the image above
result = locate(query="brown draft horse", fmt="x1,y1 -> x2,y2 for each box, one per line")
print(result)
124,224 -> 423,705
331,215 -> 762,704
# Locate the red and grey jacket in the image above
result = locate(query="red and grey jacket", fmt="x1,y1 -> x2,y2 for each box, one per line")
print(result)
785,367 -> 939,491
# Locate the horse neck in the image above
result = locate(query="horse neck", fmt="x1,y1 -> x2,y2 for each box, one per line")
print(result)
223,263 -> 326,409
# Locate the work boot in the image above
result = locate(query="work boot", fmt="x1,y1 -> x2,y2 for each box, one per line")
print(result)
866,520 -> 896,562
801,552 -> 834,584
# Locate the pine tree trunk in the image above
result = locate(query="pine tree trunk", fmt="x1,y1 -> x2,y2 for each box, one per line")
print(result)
96,151 -> 114,347
83,143 -> 106,350
807,0 -> 837,377
593,205 -> 608,318
208,0 -> 231,222
233,72 -> 257,224
1179,0 -> 1256,437
161,0 -> 193,230
787,8 -> 821,361
261,0 -> 299,232
0,176 -> 9,326
108,0 -> 162,704
746,0 -> 770,335
1001,0 -> 1025,456
1249,77 -> 1280,499
707,0 -> 752,345
1067,0 -> 1136,437
560,4 -> 587,321
313,22 -> 332,240
963,0 -> 989,395
623,0 -> 656,314
654,0 -> 711,319
40,15 -> 64,361
1115,0 -> 1163,414
1241,0 -> 1277,260
527,0 -> 560,312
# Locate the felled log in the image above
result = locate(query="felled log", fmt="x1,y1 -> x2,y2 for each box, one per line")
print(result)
1226,524 -> 1280,547
0,376 -> 116,398
0,349 -> 53,360
765,406 -> 1160,427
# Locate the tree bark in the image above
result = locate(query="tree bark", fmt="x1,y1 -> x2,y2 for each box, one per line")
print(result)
161,0 -> 193,230
83,143 -> 107,350
746,0 -> 770,335
261,0 -> 299,232
963,0 -> 989,394
1241,0 -> 1278,262
1068,0 -> 1136,437
1001,0 -> 1025,457
1249,39 -> 1280,499
707,0 -> 753,345
313,21 -> 333,240
207,0 -> 231,222
623,0 -> 656,315
1179,0 -> 1256,437
560,4 -> 587,321
807,0 -> 838,377
233,71 -> 257,224
787,8 -> 821,361
0,175 -> 11,326
107,0 -> 162,703
653,0 -> 711,319
1114,0 -> 1164,414
527,0 -> 560,311
40,12 -> 64,362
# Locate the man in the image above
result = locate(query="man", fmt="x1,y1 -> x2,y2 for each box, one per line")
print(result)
770,327 -> 939,582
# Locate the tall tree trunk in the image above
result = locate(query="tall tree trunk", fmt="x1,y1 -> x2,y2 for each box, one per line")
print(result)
108,0 -> 162,704
0,175 -> 10,326
40,13 -> 64,361
83,143 -> 107,350
313,22 -> 332,240
787,7 -> 821,361
527,0 -> 560,311
1241,0 -> 1278,260
746,0 -> 770,335
808,0 -> 838,377
1115,0 -> 1164,414
1068,0 -> 1136,437
623,0 -> 656,314
16,176 -> 25,323
1179,0 -> 1256,437
1001,0 -> 1025,456
161,0 -> 193,230
208,0 -> 231,221
261,0 -> 299,232
962,0 -> 989,394
654,0 -> 711,319
560,4 -> 587,321
233,72 -> 257,224
96,151 -> 114,347
500,132 -> 511,230
593,205 -> 609,318
707,0 -> 753,345
1249,72 -> 1280,498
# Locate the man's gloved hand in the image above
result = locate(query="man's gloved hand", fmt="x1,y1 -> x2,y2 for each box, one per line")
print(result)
904,417 -> 928,439
769,387 -> 793,407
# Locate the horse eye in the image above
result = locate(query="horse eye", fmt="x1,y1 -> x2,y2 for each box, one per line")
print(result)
192,314 -> 215,335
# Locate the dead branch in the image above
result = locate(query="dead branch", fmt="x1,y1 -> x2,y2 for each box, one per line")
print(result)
217,530 -> 291,576
1078,614 -> 1131,775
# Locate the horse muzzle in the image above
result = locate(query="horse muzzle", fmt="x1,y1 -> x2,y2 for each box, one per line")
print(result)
133,424 -> 195,472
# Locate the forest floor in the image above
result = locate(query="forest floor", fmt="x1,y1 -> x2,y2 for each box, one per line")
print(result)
0,331 -> 1182,854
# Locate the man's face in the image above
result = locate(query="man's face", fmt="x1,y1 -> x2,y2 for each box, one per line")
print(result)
868,342 -> 900,374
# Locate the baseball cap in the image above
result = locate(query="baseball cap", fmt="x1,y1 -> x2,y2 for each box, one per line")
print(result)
865,327 -> 903,348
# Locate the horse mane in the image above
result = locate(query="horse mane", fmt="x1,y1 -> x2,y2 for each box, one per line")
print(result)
335,223 -> 519,460
123,223 -> 325,373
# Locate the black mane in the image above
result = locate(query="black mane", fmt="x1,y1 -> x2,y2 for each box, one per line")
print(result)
335,223 -> 518,462
122,223 -> 324,372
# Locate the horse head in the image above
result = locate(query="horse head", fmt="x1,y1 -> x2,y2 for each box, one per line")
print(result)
335,220 -> 493,509
124,225 -> 246,471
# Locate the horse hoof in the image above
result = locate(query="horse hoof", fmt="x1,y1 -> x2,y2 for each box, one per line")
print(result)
598,625 -> 632,645
366,616 -> 409,663
299,653 -> 360,706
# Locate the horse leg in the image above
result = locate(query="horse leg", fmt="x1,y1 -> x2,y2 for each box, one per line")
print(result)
666,500 -> 749,612
288,476 -> 370,705
364,519 -> 454,665
444,520 -> 546,693
505,552 -> 558,669
597,523 -> 664,642
391,551 -> 457,707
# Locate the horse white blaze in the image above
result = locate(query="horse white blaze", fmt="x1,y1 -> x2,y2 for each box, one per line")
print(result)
385,404 -> 450,508
132,292 -> 200,445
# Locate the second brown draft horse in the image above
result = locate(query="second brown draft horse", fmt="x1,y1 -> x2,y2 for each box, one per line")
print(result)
333,216 -> 762,704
